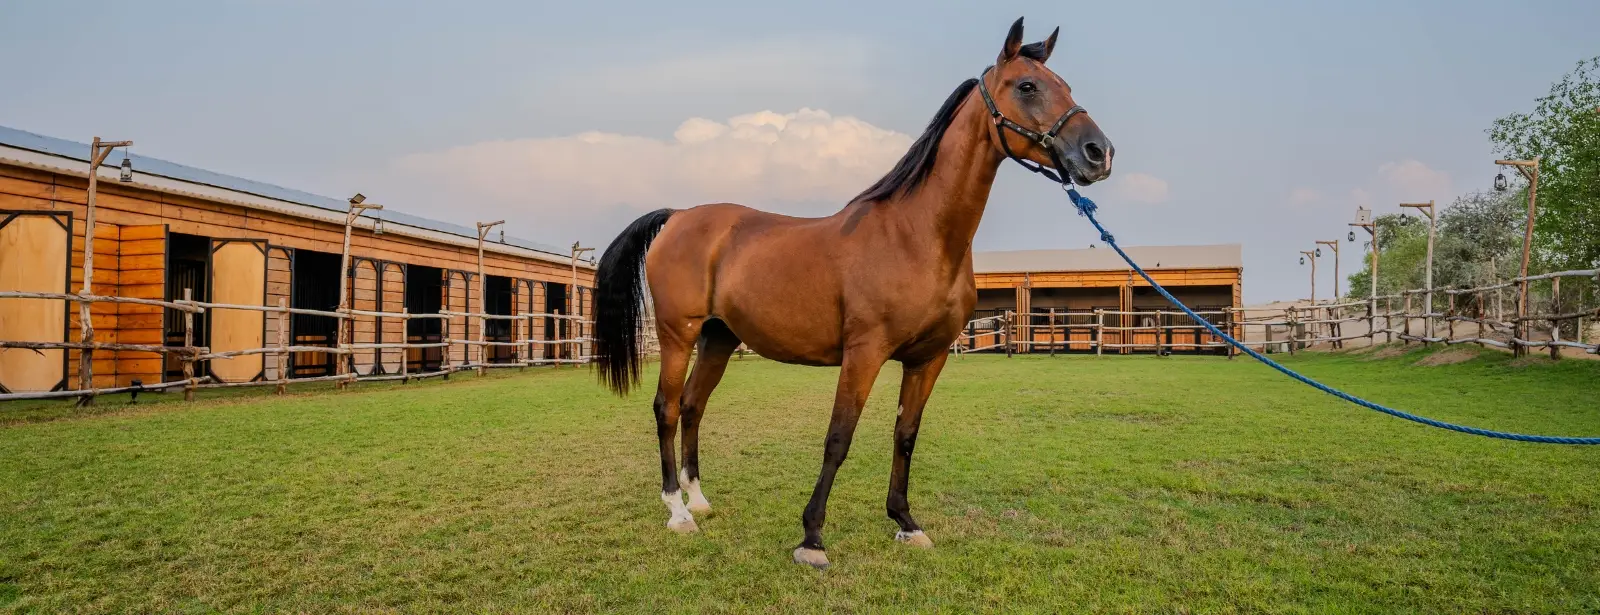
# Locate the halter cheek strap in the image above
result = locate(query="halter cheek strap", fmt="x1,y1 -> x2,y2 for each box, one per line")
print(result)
977,65 -> 1085,185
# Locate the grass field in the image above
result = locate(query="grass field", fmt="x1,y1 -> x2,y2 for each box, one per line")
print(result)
2,346 -> 1599,613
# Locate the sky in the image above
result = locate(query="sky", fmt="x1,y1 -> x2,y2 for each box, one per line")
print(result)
2,0 -> 1596,303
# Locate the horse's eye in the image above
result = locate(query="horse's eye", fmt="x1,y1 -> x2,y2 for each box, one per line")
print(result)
1018,81 -> 1037,94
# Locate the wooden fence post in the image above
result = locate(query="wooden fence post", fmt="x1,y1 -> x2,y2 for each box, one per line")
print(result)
1403,294 -> 1412,344
1048,308 -> 1057,357
400,309 -> 411,383
1551,277 -> 1562,360
1095,309 -> 1104,357
1155,310 -> 1164,356
1385,297 -> 1394,343
1446,293 -> 1456,344
183,288 -> 196,402
1004,311 -> 1013,358
1286,306 -> 1297,355
277,297 -> 289,395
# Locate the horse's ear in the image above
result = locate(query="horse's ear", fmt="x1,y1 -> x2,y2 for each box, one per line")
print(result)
1040,27 -> 1059,62
999,17 -> 1024,63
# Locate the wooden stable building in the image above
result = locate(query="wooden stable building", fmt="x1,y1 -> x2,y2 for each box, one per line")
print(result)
964,245 -> 1243,354
0,126 -> 594,395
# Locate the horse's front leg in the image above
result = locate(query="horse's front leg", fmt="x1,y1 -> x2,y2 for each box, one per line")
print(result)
887,352 -> 948,549
793,346 -> 887,570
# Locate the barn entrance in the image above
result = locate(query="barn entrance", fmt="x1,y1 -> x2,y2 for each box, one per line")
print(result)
164,233 -> 210,381
405,265 -> 444,373
290,249 -> 342,378
1132,285 -> 1233,355
1029,287 -> 1118,353
485,275 -> 516,363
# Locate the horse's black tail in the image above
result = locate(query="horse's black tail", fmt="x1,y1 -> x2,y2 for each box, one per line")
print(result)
593,208 -> 675,396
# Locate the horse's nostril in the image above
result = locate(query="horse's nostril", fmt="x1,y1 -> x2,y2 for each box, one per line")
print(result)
1083,141 -> 1106,165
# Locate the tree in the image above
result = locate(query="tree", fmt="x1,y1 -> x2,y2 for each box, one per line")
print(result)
1488,56 -> 1600,271
1433,189 -> 1525,285
1345,213 -> 1427,298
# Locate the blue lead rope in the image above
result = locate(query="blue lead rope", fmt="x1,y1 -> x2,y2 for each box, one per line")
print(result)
1065,187 -> 1600,445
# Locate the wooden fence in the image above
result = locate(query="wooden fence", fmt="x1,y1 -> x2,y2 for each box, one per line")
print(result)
0,289 -> 593,403
951,268 -> 1599,358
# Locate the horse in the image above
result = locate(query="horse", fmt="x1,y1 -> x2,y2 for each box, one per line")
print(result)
591,17 -> 1113,569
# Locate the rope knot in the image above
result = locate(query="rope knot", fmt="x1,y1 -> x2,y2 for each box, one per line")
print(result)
1065,187 -> 1097,216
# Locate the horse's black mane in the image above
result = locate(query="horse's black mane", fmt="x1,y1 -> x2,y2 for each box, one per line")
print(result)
851,43 -> 1051,205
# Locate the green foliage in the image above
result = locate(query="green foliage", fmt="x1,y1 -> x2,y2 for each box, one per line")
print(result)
3,354 -> 1600,612
1345,212 -> 1428,297
1489,56 -> 1600,270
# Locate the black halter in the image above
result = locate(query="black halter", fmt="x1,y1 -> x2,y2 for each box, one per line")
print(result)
977,65 -> 1086,185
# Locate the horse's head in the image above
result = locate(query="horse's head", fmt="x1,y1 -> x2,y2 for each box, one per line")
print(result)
981,17 -> 1113,186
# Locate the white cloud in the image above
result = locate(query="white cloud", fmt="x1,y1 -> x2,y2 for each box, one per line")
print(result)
390,108 -> 912,218
1107,172 -> 1170,204
1377,159 -> 1452,203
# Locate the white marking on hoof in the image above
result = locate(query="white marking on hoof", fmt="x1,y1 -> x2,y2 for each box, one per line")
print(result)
662,490 -> 697,533
895,530 -> 934,549
792,547 -> 829,569
679,469 -> 712,514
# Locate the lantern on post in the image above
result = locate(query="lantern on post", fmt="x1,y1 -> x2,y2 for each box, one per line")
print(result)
1493,171 -> 1509,192
118,153 -> 133,182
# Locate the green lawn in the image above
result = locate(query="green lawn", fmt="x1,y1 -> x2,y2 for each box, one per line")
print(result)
2,347 -> 1599,613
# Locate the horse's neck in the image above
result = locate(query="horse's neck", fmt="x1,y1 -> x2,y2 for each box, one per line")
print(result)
894,93 -> 1003,265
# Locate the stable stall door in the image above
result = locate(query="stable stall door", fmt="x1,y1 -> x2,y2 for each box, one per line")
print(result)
0,212 -> 70,393
207,239 -> 267,383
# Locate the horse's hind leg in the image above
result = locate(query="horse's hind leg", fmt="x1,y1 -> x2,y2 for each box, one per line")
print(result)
678,320 -> 741,515
654,332 -> 697,533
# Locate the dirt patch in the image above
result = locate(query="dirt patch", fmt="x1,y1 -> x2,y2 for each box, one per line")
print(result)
1414,348 -> 1478,366
1363,345 -> 1410,360
1509,355 -> 1557,368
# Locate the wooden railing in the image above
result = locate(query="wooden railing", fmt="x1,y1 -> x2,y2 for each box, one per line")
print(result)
0,289 -> 594,403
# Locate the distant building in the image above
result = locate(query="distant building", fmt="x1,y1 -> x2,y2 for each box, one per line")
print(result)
966,245 -> 1243,354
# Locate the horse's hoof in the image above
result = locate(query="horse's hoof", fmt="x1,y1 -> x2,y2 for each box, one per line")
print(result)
667,516 -> 699,534
792,547 -> 830,570
687,500 -> 713,515
896,530 -> 934,549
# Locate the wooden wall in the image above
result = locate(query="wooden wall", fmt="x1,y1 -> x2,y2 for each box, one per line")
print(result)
0,160 -> 594,388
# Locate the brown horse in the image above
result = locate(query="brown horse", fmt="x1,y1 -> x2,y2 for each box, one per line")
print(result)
592,17 -> 1112,569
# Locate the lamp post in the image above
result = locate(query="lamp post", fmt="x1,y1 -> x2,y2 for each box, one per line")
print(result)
1316,239 -> 1343,348
76,137 -> 133,404
1315,240 -> 1341,301
570,242 -> 595,364
475,220 -> 505,375
1494,158 -> 1540,357
1349,207 -> 1380,344
335,194 -> 383,387
1400,201 -> 1436,341
1299,250 -> 1318,306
